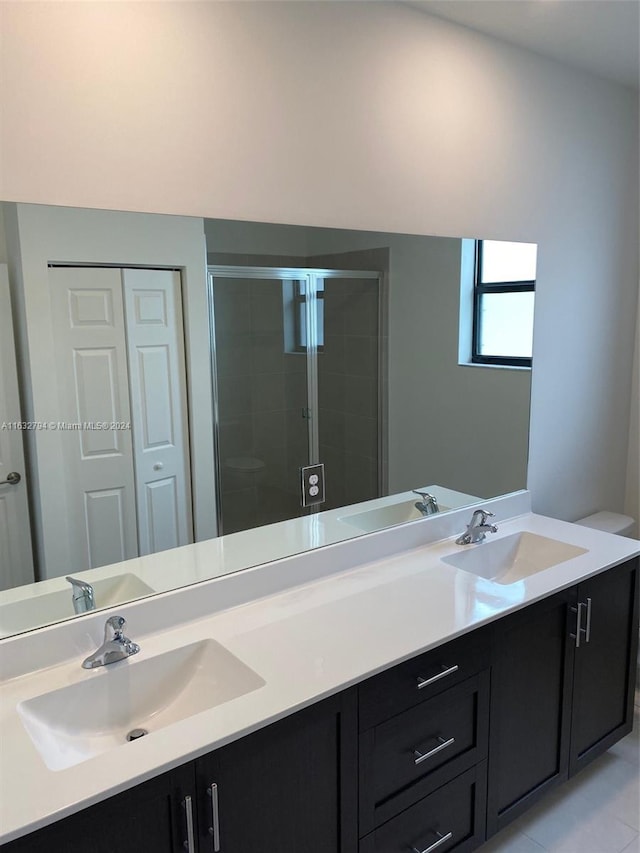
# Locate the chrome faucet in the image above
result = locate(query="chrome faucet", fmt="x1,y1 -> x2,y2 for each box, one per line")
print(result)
413,489 -> 439,516
82,615 -> 140,669
66,576 -> 95,614
456,509 -> 498,545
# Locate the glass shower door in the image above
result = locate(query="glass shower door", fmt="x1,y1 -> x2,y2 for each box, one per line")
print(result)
209,269 -> 313,535
317,274 -> 381,511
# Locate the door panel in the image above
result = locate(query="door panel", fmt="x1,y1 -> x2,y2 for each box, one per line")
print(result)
211,273 -> 312,534
0,266 -> 34,588
73,348 -> 125,457
318,276 -> 380,510
487,588 -> 576,836
84,487 -> 128,568
48,266 -> 137,572
123,268 -> 192,555
569,561 -> 639,774
196,690 -> 358,853
145,477 -> 180,553
2,764 -> 196,853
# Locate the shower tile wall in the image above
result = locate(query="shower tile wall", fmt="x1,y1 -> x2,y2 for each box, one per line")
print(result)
319,278 -> 380,510
214,277 -> 308,534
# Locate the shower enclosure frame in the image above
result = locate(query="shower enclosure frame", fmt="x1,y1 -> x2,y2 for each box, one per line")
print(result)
207,265 -> 386,535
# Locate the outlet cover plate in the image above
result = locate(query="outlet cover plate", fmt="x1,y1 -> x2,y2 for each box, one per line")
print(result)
300,463 -> 325,507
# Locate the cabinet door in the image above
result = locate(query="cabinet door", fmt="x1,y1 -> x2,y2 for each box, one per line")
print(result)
195,689 -> 358,853
486,588 -> 576,837
569,559 -> 639,775
2,764 -> 197,853
360,763 -> 487,853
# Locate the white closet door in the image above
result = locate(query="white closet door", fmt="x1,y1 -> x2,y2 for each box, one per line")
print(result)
0,265 -> 34,589
123,268 -> 193,555
49,266 -> 138,572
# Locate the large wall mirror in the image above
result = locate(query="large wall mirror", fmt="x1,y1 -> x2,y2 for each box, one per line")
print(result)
0,202 -> 535,637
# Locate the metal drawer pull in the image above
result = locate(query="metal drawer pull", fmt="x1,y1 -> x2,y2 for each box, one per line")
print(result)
182,795 -> 195,853
207,782 -> 221,852
585,597 -> 592,643
412,830 -> 453,853
413,736 -> 455,765
417,664 -> 459,689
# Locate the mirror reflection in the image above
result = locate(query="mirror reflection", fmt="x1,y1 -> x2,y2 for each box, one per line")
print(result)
0,202 -> 535,637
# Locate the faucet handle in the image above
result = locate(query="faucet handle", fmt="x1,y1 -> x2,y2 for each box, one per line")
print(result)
413,489 -> 437,501
104,615 -> 126,641
472,508 -> 495,523
66,576 -> 95,614
66,575 -> 94,594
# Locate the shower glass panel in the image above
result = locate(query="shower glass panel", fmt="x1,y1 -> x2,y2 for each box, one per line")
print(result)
318,276 -> 381,510
209,267 -> 382,534
210,271 -> 312,535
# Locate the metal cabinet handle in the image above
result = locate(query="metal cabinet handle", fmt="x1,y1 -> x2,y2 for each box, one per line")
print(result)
413,736 -> 455,765
0,471 -> 21,487
182,795 -> 195,853
585,597 -> 592,643
570,602 -> 587,648
207,783 -> 221,852
417,664 -> 458,689
412,830 -> 453,853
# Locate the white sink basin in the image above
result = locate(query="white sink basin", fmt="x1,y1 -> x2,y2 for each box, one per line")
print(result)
441,532 -> 588,585
0,574 -> 156,636
18,639 -> 265,770
339,500 -> 450,533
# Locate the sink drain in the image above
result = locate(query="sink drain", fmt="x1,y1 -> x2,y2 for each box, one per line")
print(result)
126,728 -> 149,742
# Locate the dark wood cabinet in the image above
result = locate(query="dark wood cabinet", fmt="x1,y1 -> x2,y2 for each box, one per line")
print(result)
569,558 -> 639,774
360,764 -> 487,853
3,560 -> 637,853
358,629 -> 491,851
358,629 -> 491,731
359,672 -> 490,834
486,588 -> 576,836
2,763 -> 195,853
487,558 -> 639,838
3,691 -> 357,853
195,690 -> 358,853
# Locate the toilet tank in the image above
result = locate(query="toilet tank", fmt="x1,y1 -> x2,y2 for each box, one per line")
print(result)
574,511 -> 636,538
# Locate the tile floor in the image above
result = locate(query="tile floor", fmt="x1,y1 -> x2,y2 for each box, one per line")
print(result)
481,690 -> 640,853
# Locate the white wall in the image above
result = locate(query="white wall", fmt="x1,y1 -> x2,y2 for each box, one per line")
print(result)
0,1 -> 637,521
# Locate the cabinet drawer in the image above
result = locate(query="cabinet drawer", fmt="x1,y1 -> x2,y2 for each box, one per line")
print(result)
359,629 -> 490,731
360,763 -> 487,853
360,672 -> 489,832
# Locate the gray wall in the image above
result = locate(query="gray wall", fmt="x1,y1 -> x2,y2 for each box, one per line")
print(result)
1,1 -> 637,522
305,228 -> 531,498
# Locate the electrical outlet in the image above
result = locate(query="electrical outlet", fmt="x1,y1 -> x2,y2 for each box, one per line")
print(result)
300,463 -> 325,507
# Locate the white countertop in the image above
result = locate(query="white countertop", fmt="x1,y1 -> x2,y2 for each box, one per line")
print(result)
1,503 -> 638,844
0,484 -> 478,637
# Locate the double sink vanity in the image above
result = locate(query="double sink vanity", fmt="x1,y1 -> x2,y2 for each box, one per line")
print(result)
0,491 -> 638,852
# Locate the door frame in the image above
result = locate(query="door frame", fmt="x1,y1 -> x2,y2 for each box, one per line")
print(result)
0,264 -> 35,588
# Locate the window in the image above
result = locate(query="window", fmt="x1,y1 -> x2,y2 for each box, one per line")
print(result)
473,240 -> 537,367
294,279 -> 324,351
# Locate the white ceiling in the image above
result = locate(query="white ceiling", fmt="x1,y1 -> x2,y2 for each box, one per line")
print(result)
406,0 -> 640,90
